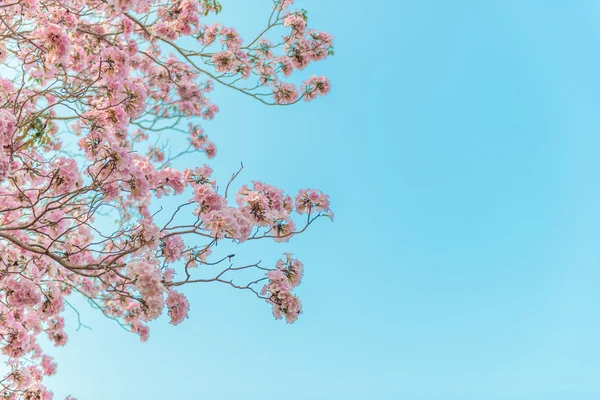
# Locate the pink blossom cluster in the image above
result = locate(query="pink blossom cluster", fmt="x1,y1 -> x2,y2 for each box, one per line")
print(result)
194,8 -> 333,105
0,109 -> 16,141
153,0 -> 201,40
0,42 -> 8,64
188,178 -> 328,243
273,83 -> 299,105
187,124 -> 217,159
5,278 -> 41,309
166,290 -> 190,325
51,157 -> 82,194
35,24 -> 70,65
283,13 -> 307,36
128,258 -> 165,321
302,76 -> 332,102
295,189 -> 332,216
162,235 -> 186,264
262,254 -> 304,323
0,258 -> 68,399
0,109 -> 16,181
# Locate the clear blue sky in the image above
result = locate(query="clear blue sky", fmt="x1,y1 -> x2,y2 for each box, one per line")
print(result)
46,1 -> 600,399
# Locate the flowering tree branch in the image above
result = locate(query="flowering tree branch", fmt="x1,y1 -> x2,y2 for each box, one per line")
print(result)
0,0 -> 334,397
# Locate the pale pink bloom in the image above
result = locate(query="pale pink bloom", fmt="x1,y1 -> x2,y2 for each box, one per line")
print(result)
166,290 -> 190,325
132,321 -> 150,342
128,258 -> 165,321
192,184 -> 226,215
51,157 -> 82,194
295,188 -> 331,215
201,209 -> 236,239
162,235 -> 185,263
283,14 -> 307,35
301,76 -> 331,101
37,24 -> 70,64
189,126 -> 206,149
40,355 -> 57,376
121,78 -> 148,119
211,51 -> 238,73
0,43 -> 7,64
147,145 -> 165,162
161,167 -> 186,194
273,83 -> 298,105
278,0 -> 294,10
203,141 -> 216,158
272,218 -> 296,242
199,24 -> 221,46
100,47 -> 130,83
220,27 -> 243,50
262,254 -> 304,323
0,109 -> 17,143
6,278 -> 40,309
51,331 -> 68,347
274,56 -> 294,77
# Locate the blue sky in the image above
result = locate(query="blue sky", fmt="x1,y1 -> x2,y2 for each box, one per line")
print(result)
45,1 -> 600,399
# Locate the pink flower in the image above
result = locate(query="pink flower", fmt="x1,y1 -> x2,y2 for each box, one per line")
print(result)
261,254 -> 304,323
274,56 -> 294,77
166,290 -> 190,325
192,184 -> 226,215
295,189 -> 331,215
41,355 -> 57,376
201,208 -> 236,239
37,24 -> 70,64
273,83 -> 299,105
6,278 -> 40,309
211,51 -> 238,73
100,47 -> 130,83
132,321 -> 150,342
128,258 -> 165,321
0,109 -> 17,143
219,27 -> 243,50
283,13 -> 307,35
189,125 -> 206,149
51,157 -> 82,194
301,76 -> 331,101
204,141 -> 216,158
272,218 -> 296,242
121,78 -> 148,119
0,43 -> 7,64
162,235 -> 185,263
278,0 -> 294,10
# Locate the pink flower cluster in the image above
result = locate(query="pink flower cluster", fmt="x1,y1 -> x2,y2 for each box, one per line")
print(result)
212,51 -> 238,74
153,0 -> 201,39
166,290 -> 190,325
301,76 -> 331,101
0,268 -> 68,397
0,42 -> 7,64
262,254 -> 304,323
5,278 -> 40,309
162,235 -> 185,264
194,8 -> 333,105
273,83 -> 299,105
0,109 -> 16,181
128,258 -> 165,321
283,13 -> 307,36
295,189 -> 332,215
51,157 -> 82,194
36,24 -> 71,65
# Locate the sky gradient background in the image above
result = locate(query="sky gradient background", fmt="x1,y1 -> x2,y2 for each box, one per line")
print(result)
43,0 -> 600,398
